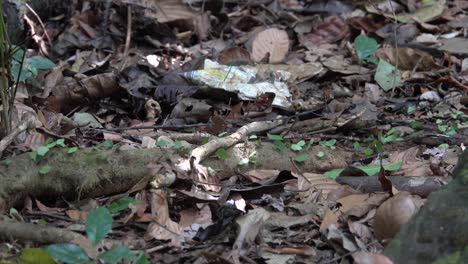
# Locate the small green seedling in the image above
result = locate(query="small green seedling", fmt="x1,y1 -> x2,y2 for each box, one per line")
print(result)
319,139 -> 336,150
215,148 -> 229,160
45,206 -> 149,264
294,154 -> 309,163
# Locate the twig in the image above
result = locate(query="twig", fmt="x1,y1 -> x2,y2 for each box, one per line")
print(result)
119,5 -> 132,71
0,115 -> 35,157
92,123 -> 208,132
176,118 -> 285,174
24,3 -> 51,53
388,0 -> 399,98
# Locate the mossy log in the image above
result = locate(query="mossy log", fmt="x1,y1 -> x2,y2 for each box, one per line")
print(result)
384,150 -> 468,264
0,144 -> 350,211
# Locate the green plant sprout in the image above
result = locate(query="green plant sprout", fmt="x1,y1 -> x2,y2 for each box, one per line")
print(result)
44,205 -> 149,264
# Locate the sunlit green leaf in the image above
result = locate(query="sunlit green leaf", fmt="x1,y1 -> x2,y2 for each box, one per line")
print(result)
19,248 -> 56,264
108,197 -> 139,214
267,134 -> 283,141
37,146 -> 50,156
324,168 -> 344,180
238,158 -> 249,165
68,147 -> 78,154
215,148 -> 229,160
357,161 -> 402,176
294,154 -> 309,162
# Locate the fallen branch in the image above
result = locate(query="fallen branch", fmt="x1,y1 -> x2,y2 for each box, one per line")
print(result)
0,114 -> 35,157
178,119 -> 285,169
0,220 -> 86,244
337,175 -> 448,197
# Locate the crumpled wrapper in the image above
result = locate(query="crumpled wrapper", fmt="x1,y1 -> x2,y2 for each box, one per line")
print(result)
183,59 -> 292,109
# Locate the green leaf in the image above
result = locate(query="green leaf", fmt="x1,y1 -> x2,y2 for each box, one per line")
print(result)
85,207 -> 112,246
68,147 -> 78,154
215,148 -> 229,160
19,248 -> 56,264
324,168 -> 344,180
37,146 -> 50,156
29,151 -> 37,160
39,166 -> 51,174
372,140 -> 384,153
354,35 -> 378,61
2,159 -> 12,166
375,59 -> 403,92
11,61 -> 33,81
99,245 -> 135,264
291,140 -> 305,151
102,140 -> 114,148
316,151 -> 325,158
357,161 -> 402,176
238,158 -> 249,165
155,139 -> 169,147
11,46 -> 25,62
174,140 -> 183,149
409,121 -> 422,129
267,134 -> 283,141
363,148 -> 373,156
407,105 -> 416,114
294,154 -> 309,163
26,56 -> 56,70
38,218 -> 47,225
108,197 -> 139,214
438,143 -> 449,148
319,139 -> 336,149
353,141 -> 361,150
45,243 -> 89,264
273,140 -> 288,152
56,138 -> 66,147
135,251 -> 150,264
201,137 -> 210,144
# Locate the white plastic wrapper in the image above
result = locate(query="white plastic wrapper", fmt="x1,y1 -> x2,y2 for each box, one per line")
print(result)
183,59 -> 292,109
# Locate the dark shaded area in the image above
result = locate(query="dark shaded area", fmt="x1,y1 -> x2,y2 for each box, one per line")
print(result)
385,150 -> 468,264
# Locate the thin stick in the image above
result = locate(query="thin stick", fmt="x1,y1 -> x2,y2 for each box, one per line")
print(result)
388,0 -> 399,98
24,3 -> 52,49
119,5 -> 132,71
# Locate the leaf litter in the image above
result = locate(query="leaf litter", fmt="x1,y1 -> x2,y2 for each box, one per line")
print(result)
0,0 -> 467,263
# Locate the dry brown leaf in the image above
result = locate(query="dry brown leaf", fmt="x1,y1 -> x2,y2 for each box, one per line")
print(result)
298,172 -> 341,201
244,170 -> 280,184
299,16 -> 347,46
352,252 -> 394,264
134,0 -> 196,23
66,209 -> 89,221
144,190 -> 183,244
375,47 -> 443,71
217,47 -> 252,66
389,147 -> 433,176
320,194 -> 369,232
251,28 -> 290,63
373,191 -> 423,240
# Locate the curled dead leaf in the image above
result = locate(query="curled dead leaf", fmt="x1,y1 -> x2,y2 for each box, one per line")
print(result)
373,192 -> 423,240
